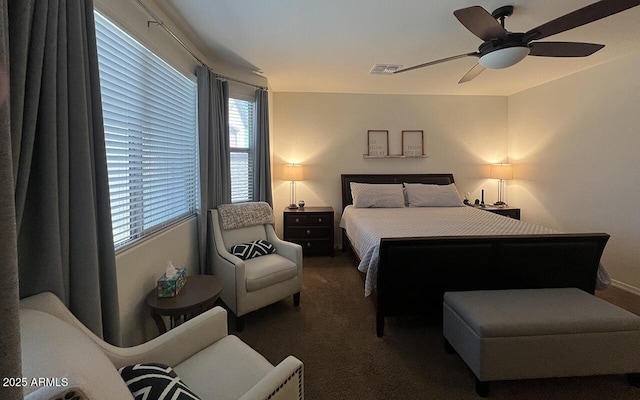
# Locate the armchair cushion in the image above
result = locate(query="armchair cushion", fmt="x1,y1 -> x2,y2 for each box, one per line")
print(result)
231,239 -> 277,260
245,254 -> 298,292
173,335 -> 274,400
119,363 -> 201,400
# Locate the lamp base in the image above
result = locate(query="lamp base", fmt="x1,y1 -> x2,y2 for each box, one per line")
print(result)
493,201 -> 507,207
288,204 -> 299,209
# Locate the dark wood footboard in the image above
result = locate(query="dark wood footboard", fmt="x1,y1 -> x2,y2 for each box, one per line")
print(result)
375,233 -> 609,336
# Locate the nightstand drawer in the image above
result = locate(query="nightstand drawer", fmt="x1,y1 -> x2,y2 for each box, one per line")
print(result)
285,214 -> 309,226
306,213 -> 331,225
286,226 -> 331,239
285,213 -> 331,226
289,239 -> 332,255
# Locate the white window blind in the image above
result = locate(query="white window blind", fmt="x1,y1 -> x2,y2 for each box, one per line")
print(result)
94,12 -> 198,249
229,97 -> 254,203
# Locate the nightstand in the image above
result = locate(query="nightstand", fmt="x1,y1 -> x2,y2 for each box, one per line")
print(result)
283,206 -> 334,256
482,206 -> 521,220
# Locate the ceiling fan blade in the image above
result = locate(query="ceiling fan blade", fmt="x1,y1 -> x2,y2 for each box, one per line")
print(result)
393,52 -> 479,74
454,6 -> 508,41
529,42 -> 605,57
458,63 -> 486,84
526,0 -> 640,41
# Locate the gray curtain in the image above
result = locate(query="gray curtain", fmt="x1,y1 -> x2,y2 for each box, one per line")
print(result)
0,1 -> 22,398
9,0 -> 120,344
196,66 -> 230,274
253,88 -> 273,205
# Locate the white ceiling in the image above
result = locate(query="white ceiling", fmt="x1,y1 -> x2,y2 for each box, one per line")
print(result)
158,0 -> 640,96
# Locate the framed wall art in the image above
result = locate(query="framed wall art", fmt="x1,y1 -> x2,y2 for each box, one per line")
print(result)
402,130 -> 424,157
367,130 -> 389,157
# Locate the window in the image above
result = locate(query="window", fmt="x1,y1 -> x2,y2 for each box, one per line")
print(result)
229,96 -> 255,203
94,12 -> 198,249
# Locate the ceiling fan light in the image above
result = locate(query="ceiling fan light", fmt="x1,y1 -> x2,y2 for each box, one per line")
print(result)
479,46 -> 530,69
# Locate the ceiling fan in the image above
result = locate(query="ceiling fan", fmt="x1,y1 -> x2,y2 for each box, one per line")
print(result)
393,0 -> 640,83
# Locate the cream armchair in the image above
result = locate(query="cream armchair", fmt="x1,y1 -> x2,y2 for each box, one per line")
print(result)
209,208 -> 303,331
20,292 -> 304,400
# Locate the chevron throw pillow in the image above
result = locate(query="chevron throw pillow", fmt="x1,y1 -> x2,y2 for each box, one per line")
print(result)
231,239 -> 277,260
119,363 -> 201,400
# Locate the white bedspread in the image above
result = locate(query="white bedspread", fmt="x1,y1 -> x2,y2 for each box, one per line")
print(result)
339,206 -> 610,296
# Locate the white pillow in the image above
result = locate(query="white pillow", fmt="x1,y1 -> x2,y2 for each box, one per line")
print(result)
404,183 -> 464,207
350,183 -> 405,208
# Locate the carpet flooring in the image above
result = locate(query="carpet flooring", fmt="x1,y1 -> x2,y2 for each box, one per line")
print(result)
234,253 -> 640,400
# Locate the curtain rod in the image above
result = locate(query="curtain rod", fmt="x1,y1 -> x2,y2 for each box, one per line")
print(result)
133,0 -> 268,91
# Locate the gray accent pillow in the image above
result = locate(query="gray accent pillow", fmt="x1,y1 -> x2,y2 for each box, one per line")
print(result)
350,183 -> 405,208
404,183 -> 464,207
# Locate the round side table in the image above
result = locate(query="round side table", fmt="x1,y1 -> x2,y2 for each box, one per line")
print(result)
146,274 -> 223,335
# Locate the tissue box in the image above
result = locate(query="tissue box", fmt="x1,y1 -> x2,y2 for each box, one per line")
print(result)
156,267 -> 187,298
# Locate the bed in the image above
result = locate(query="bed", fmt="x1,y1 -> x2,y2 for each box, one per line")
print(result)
340,174 -> 610,336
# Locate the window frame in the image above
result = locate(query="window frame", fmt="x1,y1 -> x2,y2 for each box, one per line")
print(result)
228,92 -> 256,203
94,11 -> 199,250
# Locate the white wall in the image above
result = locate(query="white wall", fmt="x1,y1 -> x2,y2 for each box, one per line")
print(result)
94,0 -> 268,345
508,51 -> 640,294
272,92 -> 508,242
116,218 -> 199,346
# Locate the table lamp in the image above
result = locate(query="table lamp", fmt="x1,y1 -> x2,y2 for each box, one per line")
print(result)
490,163 -> 513,206
283,164 -> 304,209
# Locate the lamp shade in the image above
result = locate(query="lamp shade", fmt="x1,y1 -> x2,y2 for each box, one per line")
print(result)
490,164 -> 513,180
283,164 -> 304,181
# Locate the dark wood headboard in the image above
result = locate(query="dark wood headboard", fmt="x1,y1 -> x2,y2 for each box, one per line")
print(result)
341,173 -> 455,210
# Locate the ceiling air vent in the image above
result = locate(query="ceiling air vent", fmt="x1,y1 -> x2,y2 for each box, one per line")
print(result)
369,64 -> 402,75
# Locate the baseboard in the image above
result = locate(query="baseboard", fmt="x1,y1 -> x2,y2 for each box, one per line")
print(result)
611,279 -> 640,296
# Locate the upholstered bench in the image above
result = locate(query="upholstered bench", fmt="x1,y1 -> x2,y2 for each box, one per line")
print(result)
443,288 -> 640,397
